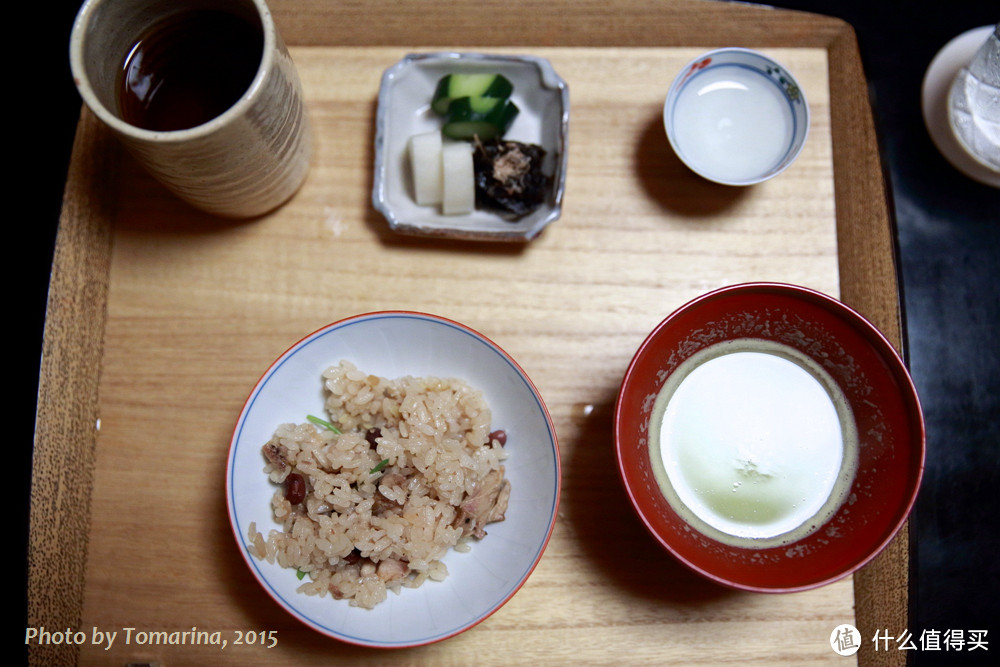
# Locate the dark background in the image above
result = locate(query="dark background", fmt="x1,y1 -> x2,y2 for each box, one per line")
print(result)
760,4 -> 1000,655
24,0 -> 998,662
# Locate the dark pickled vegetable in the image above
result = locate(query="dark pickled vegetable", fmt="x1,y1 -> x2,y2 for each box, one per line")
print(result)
472,138 -> 551,218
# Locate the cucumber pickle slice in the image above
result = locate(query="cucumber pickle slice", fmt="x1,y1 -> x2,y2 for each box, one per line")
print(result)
431,73 -> 514,116
442,96 -> 520,140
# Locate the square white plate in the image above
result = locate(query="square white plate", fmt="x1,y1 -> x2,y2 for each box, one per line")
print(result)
373,52 -> 569,242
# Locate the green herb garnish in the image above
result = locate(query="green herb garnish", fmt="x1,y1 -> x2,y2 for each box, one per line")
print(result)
296,569 -> 307,580
369,458 -> 389,474
307,414 -> 342,434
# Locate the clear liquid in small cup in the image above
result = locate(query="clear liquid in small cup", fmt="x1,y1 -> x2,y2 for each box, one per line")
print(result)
672,64 -> 794,183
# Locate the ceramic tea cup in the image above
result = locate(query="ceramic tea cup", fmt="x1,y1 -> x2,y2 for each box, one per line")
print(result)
663,48 -> 809,186
69,0 -> 311,218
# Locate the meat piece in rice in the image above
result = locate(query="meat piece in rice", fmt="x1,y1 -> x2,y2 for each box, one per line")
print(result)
455,468 -> 511,539
248,361 -> 510,608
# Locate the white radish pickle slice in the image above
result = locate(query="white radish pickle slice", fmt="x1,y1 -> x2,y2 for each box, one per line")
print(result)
441,141 -> 475,215
408,131 -> 443,205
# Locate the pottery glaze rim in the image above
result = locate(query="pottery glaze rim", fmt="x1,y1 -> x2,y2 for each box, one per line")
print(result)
69,0 -> 278,144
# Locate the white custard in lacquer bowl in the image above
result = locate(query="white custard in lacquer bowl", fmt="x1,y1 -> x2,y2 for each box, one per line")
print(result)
615,284 -> 924,592
649,339 -> 858,549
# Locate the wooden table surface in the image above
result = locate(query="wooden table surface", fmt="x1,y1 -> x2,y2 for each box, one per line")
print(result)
31,1 -> 905,664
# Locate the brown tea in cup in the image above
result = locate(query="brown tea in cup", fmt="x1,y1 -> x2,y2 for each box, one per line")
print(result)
118,9 -> 264,132
70,0 -> 312,218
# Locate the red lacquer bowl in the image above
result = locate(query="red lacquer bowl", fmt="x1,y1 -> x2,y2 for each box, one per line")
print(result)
614,283 -> 924,592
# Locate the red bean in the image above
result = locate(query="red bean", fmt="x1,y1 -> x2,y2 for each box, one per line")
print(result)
488,429 -> 507,446
284,473 -> 306,505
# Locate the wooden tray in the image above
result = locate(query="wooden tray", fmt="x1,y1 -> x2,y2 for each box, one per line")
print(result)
31,1 -> 905,664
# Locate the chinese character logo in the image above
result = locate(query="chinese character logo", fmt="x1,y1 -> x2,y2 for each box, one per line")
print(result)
831,624 -> 862,657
